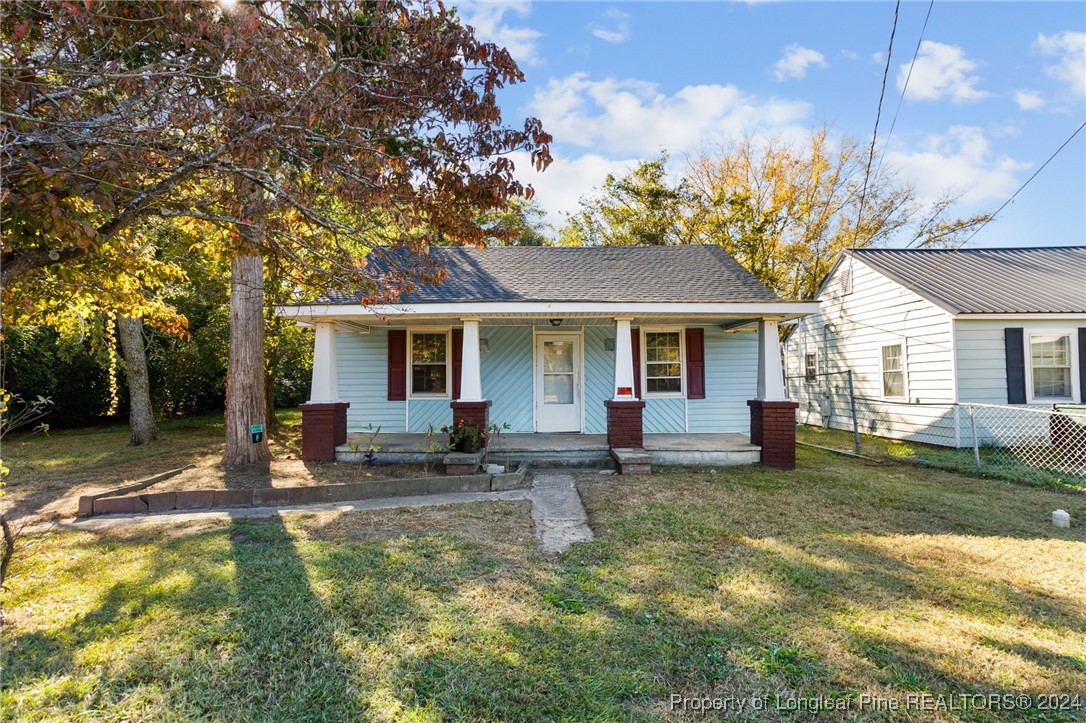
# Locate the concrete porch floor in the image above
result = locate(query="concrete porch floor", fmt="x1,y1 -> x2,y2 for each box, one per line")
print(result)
338,432 -> 760,467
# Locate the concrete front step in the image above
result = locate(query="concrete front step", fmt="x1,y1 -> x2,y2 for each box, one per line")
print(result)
337,432 -> 760,469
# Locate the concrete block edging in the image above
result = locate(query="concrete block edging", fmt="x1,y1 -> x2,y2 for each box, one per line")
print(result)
79,465 -> 531,518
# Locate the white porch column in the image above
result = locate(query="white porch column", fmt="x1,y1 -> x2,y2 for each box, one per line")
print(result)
613,316 -> 637,400
756,319 -> 787,401
459,318 -> 483,401
309,321 -> 340,403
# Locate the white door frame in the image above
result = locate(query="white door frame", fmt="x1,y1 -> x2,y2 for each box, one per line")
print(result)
533,329 -> 585,433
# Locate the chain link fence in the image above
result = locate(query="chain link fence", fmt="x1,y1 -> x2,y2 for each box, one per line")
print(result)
787,371 -> 1086,488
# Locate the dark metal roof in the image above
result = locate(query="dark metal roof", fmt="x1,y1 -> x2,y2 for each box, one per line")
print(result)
318,245 -> 783,304
848,246 -> 1086,314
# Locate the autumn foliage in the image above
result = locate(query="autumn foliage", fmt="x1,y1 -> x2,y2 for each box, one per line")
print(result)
1,0 -> 552,309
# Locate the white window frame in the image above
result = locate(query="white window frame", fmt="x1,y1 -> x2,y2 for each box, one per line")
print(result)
879,340 -> 908,401
408,328 -> 452,399
641,326 -> 685,398
804,349 -> 819,383
1025,330 -> 1079,404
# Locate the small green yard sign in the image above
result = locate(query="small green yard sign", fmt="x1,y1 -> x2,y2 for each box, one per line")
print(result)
250,423 -> 264,444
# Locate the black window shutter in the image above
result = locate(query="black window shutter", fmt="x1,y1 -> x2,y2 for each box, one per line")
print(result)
1004,328 -> 1026,404
387,330 -> 407,401
631,327 -> 641,399
1078,328 -> 1086,403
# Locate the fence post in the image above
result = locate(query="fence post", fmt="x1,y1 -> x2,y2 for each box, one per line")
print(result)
847,369 -> 860,455
967,404 -> 981,473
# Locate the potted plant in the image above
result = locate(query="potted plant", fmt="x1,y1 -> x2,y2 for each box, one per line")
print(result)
441,421 -> 481,453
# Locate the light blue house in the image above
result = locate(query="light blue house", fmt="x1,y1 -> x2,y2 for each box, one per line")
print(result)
280,246 -> 817,469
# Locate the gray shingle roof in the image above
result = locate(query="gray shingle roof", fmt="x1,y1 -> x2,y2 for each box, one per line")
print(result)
848,246 -> 1086,314
318,245 -> 783,304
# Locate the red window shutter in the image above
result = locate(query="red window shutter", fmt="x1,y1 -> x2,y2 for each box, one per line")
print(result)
387,329 -> 407,401
631,327 -> 641,399
451,329 -> 463,400
686,327 -> 705,399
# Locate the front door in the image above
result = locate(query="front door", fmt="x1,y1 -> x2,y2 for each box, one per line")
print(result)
536,334 -> 581,432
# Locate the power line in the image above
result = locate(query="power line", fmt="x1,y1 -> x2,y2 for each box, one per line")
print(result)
855,0 -> 901,242
873,0 -> 934,184
954,119 -> 1086,249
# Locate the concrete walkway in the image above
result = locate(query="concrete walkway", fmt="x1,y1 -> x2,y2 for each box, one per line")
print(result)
528,471 -> 594,553
40,489 -> 529,534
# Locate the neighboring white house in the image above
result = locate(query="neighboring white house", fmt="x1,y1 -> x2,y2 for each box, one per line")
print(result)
785,246 -> 1086,447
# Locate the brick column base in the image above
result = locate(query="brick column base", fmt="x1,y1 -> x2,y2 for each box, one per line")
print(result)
605,400 -> 646,448
747,399 -> 799,470
451,400 -> 492,446
301,401 -> 350,462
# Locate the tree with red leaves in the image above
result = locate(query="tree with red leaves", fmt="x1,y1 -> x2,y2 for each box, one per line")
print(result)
2,0 -> 551,465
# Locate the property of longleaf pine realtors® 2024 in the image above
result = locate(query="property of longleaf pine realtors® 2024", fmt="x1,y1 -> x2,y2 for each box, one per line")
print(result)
668,693 -> 1083,714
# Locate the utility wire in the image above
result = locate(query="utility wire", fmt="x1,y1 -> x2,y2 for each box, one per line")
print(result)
954,119 -> 1086,249
855,0 -> 901,242
875,0 -> 934,187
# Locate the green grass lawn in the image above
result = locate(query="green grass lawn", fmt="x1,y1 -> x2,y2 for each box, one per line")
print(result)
2,449 -> 1085,721
796,425 -> 1086,492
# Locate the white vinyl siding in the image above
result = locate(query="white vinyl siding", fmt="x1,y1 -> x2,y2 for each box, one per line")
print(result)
785,256 -> 953,410
955,319 -> 1085,405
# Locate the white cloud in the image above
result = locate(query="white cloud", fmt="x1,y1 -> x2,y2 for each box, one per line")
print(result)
1013,89 -> 1045,111
898,40 -> 988,103
526,72 -> 812,156
773,45 -> 827,81
840,50 -> 860,62
884,126 -> 1029,205
589,8 -> 630,44
454,1 -> 543,66
511,152 -> 638,228
1034,31 -> 1086,97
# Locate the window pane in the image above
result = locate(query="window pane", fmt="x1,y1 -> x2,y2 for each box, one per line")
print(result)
647,346 -> 680,363
412,364 -> 446,394
543,374 -> 574,404
647,377 -> 681,393
645,333 -> 682,393
1033,367 -> 1070,398
805,353 -> 817,381
881,344 -> 902,372
883,370 -> 903,397
1031,335 -> 1069,367
543,340 -> 574,373
413,333 -> 446,364
648,362 -> 680,378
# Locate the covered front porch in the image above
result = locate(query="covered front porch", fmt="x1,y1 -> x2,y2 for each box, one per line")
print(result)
284,304 -> 814,472
337,431 -> 761,468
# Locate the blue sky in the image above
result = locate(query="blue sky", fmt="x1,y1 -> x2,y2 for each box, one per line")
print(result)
455,1 -> 1085,248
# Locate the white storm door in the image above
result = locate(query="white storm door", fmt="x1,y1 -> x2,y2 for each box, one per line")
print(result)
536,335 -> 581,432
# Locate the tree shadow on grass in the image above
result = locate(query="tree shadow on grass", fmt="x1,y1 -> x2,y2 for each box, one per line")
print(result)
3,516 -> 363,720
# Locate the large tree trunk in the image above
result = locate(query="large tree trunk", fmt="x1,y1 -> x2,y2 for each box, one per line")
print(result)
116,315 -> 158,446
223,252 -> 272,466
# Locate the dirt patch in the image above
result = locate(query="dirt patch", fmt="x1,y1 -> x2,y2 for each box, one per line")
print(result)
4,435 -> 440,525
295,499 -> 535,547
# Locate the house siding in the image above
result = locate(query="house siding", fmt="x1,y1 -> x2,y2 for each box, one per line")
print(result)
687,326 -> 757,434
584,326 -> 615,434
337,329 -> 407,432
785,257 -> 956,444
481,325 -> 534,432
955,318 -> 1085,405
336,321 -> 764,436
